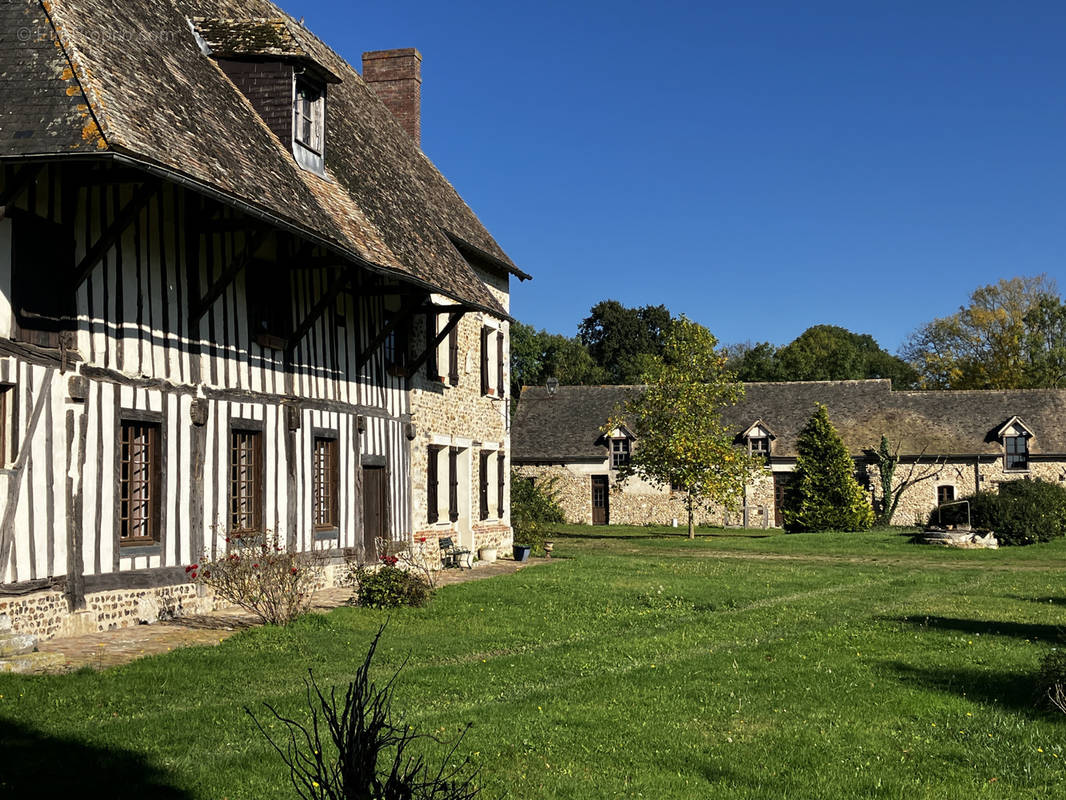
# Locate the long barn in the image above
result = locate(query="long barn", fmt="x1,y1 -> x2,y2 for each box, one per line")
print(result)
0,0 -> 526,639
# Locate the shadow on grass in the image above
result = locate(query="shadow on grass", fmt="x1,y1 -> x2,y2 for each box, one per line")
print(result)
0,717 -> 192,800
884,661 -> 1041,716
1010,596 -> 1066,608
892,615 -> 1064,643
547,530 -> 774,541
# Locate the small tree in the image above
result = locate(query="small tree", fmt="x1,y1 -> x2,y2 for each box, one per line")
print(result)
608,316 -> 763,539
510,472 -> 564,553
784,404 -> 873,532
873,435 -> 946,526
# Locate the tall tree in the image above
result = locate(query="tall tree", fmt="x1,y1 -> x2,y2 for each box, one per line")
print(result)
578,300 -> 674,383
783,404 -> 873,533
607,316 -> 763,539
727,326 -> 918,388
901,275 -> 1064,389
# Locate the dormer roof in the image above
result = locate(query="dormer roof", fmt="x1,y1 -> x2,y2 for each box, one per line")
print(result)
995,415 -> 1034,440
191,17 -> 342,83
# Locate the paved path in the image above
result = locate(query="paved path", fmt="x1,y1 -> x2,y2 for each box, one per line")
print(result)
29,558 -> 547,674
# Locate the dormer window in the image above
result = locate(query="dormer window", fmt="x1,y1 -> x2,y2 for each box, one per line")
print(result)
293,77 -> 326,174
611,438 -> 630,468
742,420 -> 775,461
750,436 -> 770,459
996,416 -> 1033,472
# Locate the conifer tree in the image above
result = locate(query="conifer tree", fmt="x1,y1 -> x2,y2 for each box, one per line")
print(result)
783,404 -> 873,532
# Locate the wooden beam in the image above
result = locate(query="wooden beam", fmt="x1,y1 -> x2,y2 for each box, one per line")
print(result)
189,229 -> 268,324
0,164 -> 43,220
286,268 -> 356,355
72,181 -> 158,288
406,309 -> 465,375
356,297 -> 426,371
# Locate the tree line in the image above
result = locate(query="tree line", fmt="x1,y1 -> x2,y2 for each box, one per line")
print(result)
512,275 -> 1066,396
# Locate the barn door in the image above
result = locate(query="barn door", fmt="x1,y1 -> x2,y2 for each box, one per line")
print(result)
591,475 -> 609,525
362,465 -> 387,555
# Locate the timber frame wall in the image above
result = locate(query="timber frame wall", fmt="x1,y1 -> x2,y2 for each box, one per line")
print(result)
0,160 -> 455,606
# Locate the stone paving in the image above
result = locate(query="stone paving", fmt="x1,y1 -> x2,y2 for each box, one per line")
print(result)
26,558 -> 547,674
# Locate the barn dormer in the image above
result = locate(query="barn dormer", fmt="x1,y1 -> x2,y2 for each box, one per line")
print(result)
741,420 -> 776,459
996,416 -> 1034,472
191,17 -> 340,176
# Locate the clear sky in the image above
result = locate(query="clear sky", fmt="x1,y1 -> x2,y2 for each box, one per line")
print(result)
280,0 -> 1065,353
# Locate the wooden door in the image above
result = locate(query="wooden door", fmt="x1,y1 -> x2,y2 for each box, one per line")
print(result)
773,472 -> 791,527
362,466 -> 386,555
591,475 -> 609,525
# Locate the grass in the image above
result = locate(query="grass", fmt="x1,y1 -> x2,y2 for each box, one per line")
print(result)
4,527 -> 1066,799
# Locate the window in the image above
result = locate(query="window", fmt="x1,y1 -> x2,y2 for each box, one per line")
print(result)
497,451 -> 506,518
294,79 -> 324,153
230,429 -> 262,534
448,326 -> 460,385
750,437 -> 770,458
120,420 -> 161,545
384,321 -> 408,376
312,436 -> 338,529
479,450 -> 490,521
427,445 -> 440,524
11,212 -> 75,347
1005,435 -> 1029,471
611,438 -> 630,468
937,485 -> 955,506
480,327 -> 491,395
247,261 -> 292,349
448,447 -> 459,522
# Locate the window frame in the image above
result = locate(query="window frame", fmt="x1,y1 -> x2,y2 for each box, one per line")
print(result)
479,450 -> 490,521
229,422 -> 264,536
427,445 -> 441,524
497,451 -> 506,519
448,447 -> 459,522
1004,434 -> 1029,471
936,485 -> 955,506
118,415 -> 163,548
749,436 -> 771,458
610,437 -> 631,469
312,433 -> 339,531
294,77 -> 325,155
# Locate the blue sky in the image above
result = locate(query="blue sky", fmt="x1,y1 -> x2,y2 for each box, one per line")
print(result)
281,0 -> 1065,353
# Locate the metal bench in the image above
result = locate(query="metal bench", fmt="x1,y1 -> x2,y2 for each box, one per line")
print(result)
438,536 -> 472,569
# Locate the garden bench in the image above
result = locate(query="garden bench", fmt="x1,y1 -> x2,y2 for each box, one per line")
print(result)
438,537 -> 472,569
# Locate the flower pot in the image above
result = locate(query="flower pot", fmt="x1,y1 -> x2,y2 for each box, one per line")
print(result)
543,541 -> 554,557
512,544 -> 531,562
478,547 -> 497,563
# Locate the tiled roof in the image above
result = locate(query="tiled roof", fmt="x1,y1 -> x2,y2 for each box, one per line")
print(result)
1,0 -> 524,314
512,381 -> 1066,462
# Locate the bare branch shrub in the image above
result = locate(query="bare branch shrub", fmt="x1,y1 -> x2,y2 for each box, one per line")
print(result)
247,625 -> 482,799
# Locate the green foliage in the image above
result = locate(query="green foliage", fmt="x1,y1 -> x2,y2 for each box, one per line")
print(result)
578,300 -> 675,384
511,473 -> 564,551
902,275 -> 1066,389
783,404 -> 873,532
931,480 -> 1066,546
509,321 -> 606,405
727,326 -> 918,388
874,435 -> 897,526
609,316 -> 764,538
352,565 -> 432,608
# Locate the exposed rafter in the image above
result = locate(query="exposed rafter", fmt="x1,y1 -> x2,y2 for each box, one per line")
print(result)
0,164 -> 44,220
189,228 -> 269,324
285,268 -> 357,355
406,309 -> 466,376
73,180 -> 159,288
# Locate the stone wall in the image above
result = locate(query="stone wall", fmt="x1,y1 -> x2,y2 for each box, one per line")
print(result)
515,463 -> 778,528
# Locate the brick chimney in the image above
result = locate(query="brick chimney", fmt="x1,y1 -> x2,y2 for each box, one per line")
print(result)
362,48 -> 422,146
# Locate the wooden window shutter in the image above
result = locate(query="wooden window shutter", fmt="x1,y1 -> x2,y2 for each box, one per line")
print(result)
448,326 -> 460,385
448,447 -> 459,522
480,327 -> 490,395
426,313 -> 439,381
427,446 -> 439,524
479,450 -> 490,521
497,451 -> 506,518
496,329 -> 505,398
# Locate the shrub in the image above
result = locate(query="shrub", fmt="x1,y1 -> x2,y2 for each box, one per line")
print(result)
247,625 -> 482,799
783,404 -> 873,533
511,472 -> 564,552
1038,649 -> 1066,714
931,480 -> 1066,546
191,531 -> 320,625
353,564 -> 431,609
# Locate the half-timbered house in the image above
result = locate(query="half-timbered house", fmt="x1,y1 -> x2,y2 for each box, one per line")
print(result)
0,0 -> 527,639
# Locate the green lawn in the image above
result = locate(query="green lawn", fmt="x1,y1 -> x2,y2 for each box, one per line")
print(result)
4,528 -> 1066,799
